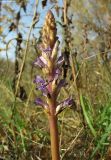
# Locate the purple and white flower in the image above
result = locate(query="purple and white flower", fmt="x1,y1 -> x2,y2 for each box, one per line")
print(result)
34,39 -> 74,115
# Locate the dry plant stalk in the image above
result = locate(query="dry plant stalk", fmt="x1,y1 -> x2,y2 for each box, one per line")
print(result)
63,0 -> 68,25
34,10 -> 74,160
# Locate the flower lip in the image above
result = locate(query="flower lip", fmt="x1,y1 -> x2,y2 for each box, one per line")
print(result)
43,46 -> 52,53
35,98 -> 48,109
52,68 -> 61,80
53,79 -> 67,97
39,45 -> 52,55
34,75 -> 54,95
55,68 -> 61,75
38,84 -> 49,96
57,97 -> 74,108
33,57 -> 45,68
55,97 -> 74,115
39,56 -> 48,65
63,98 -> 74,106
33,75 -> 45,84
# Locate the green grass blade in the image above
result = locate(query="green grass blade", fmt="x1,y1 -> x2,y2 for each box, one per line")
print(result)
90,122 -> 111,159
80,93 -> 96,137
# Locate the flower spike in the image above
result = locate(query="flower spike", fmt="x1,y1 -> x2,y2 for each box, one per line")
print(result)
33,10 -> 74,160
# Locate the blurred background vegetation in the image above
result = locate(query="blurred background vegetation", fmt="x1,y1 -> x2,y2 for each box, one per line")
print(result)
1,0 -> 111,159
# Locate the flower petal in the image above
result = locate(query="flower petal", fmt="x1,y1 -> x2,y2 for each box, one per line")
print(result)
53,68 -> 61,79
43,46 -> 52,53
34,75 -> 45,84
38,85 -> 49,96
35,98 -> 48,109
53,79 -> 67,97
33,57 -> 45,68
63,98 -> 74,106
39,45 -> 52,54
56,97 -> 74,115
39,56 -> 48,65
57,97 -> 74,109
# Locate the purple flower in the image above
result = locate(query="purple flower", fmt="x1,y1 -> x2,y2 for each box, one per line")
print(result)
39,45 -> 52,52
33,57 -> 45,68
34,75 -> 45,84
53,79 -> 67,97
34,75 -> 53,97
38,84 -> 49,96
52,68 -> 61,79
34,41 -> 70,114
39,45 -> 52,59
39,56 -> 48,65
62,98 -> 74,106
43,47 -> 52,53
55,68 -> 61,75
35,98 -> 48,109
56,97 -> 74,115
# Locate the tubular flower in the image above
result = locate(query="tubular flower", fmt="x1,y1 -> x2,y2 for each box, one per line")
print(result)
34,10 -> 74,115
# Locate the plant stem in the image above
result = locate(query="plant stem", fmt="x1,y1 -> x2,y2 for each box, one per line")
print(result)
48,114 -> 60,160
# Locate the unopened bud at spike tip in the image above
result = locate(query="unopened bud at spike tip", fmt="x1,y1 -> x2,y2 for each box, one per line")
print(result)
42,10 -> 57,49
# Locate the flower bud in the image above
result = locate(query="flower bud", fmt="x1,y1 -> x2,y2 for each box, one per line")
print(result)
42,10 -> 57,49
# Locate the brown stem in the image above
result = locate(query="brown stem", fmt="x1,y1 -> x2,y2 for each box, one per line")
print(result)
48,114 -> 60,160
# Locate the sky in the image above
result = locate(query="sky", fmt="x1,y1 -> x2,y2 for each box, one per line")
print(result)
0,0 -> 63,61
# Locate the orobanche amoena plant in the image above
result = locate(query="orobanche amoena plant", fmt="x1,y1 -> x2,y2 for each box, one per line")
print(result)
34,10 -> 74,160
